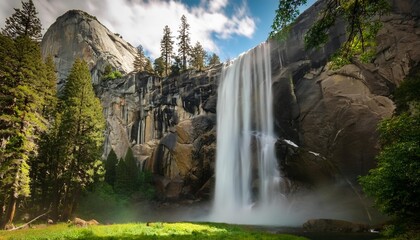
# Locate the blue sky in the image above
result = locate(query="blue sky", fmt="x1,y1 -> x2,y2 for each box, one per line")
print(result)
0,0 -> 316,61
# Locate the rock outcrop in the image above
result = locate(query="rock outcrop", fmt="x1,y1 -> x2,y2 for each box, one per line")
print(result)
41,10 -> 138,90
270,0 -> 420,185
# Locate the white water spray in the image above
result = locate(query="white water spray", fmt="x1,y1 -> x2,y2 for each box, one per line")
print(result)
212,42 -> 285,224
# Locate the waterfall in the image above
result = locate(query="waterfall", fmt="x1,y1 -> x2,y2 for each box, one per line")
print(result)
212,42 -> 284,224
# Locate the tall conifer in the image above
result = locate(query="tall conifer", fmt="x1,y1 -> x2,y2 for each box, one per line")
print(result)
160,25 -> 174,77
1,0 -> 42,40
177,15 -> 191,71
57,59 -> 105,220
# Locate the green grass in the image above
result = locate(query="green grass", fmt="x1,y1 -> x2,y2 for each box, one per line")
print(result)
0,222 -> 308,240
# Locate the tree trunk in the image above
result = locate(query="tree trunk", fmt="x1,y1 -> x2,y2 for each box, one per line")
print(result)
1,196 -> 17,229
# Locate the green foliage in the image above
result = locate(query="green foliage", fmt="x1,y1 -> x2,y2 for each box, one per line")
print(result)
359,68 -> 420,223
102,69 -> 123,80
177,15 -> 191,71
207,53 -> 221,66
160,25 -> 174,77
171,56 -> 182,76
30,59 -> 105,220
124,148 -> 139,191
270,0 -> 390,66
190,41 -> 206,71
1,0 -> 42,40
394,66 -> 420,113
114,148 -> 146,197
76,182 -> 132,223
114,158 -> 130,195
0,222 -> 309,240
133,45 -> 146,72
154,57 -> 165,77
104,149 -> 118,187
0,32 -> 54,227
144,57 -> 154,74
138,170 -> 155,200
269,0 -> 307,38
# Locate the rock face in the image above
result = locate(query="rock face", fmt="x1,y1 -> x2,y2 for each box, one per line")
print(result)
41,10 -> 138,90
269,0 -> 420,186
42,0 -> 420,200
99,68 -> 220,199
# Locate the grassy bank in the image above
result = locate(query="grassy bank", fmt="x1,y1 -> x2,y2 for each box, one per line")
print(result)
0,222 -> 308,240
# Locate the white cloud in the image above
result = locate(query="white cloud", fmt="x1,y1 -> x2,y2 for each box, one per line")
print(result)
0,0 -> 257,59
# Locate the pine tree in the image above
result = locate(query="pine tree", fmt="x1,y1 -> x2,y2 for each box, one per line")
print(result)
43,55 -> 58,118
190,41 -> 206,71
144,57 -> 154,74
160,25 -> 174,77
0,35 -> 51,228
105,149 -> 118,187
177,15 -> 191,71
57,59 -> 105,220
124,148 -> 139,192
133,45 -> 146,72
207,53 -> 221,66
1,0 -> 42,40
153,57 -> 165,77
114,159 -> 130,195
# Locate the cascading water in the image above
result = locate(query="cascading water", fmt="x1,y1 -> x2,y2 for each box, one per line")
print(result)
212,42 -> 285,224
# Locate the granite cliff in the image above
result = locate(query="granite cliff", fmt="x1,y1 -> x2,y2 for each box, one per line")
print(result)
42,10 -> 138,90
41,0 -> 420,200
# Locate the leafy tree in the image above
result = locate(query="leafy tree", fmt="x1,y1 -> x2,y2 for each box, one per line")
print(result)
207,53 -> 221,66
104,149 -> 118,187
177,15 -> 191,71
359,109 -> 420,222
270,0 -> 390,64
133,45 -> 146,72
153,57 -> 165,77
160,25 -> 174,77
394,65 -> 420,113
359,67 -> 420,224
56,59 -> 105,220
190,41 -> 206,71
1,0 -> 42,40
0,34 -> 52,228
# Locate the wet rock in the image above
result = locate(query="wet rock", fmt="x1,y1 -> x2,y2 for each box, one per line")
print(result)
303,219 -> 369,233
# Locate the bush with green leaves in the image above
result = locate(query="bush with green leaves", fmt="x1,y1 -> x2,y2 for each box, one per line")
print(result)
359,66 -> 420,225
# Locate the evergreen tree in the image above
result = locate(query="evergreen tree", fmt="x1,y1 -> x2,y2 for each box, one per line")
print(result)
43,55 -> 58,118
1,0 -> 42,40
190,41 -> 206,71
0,34 -> 52,228
124,148 -> 138,192
144,57 -> 154,74
57,59 -> 105,220
160,25 -> 174,77
153,57 -> 165,77
207,53 -> 221,66
104,149 -> 118,187
177,15 -> 191,71
171,56 -> 182,76
133,45 -> 146,72
114,158 -> 130,195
